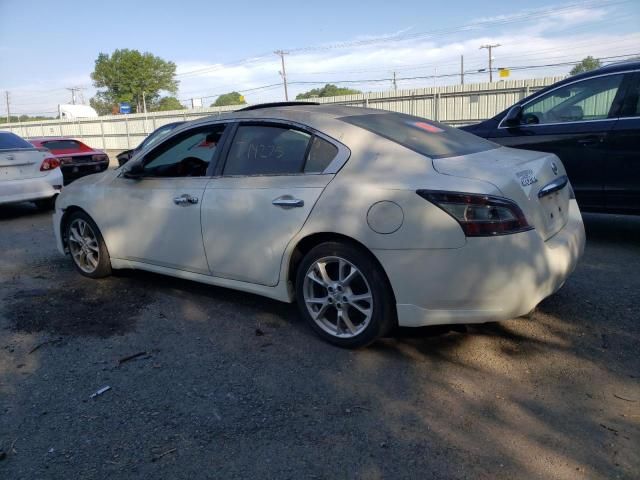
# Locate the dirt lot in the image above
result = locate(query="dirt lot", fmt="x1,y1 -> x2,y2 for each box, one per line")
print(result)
0,203 -> 638,480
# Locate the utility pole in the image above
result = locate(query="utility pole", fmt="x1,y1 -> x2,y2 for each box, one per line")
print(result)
274,50 -> 289,101
479,44 -> 501,82
460,55 -> 464,85
4,91 -> 10,123
392,71 -> 397,93
66,86 -> 86,105
142,91 -> 147,114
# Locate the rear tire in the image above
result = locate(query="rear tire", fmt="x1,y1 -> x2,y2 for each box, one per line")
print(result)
65,211 -> 112,278
295,241 -> 395,348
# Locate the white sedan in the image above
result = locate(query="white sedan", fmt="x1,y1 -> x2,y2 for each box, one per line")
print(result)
0,131 -> 63,209
53,104 -> 585,347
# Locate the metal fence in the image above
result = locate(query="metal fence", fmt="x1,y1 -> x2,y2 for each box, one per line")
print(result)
1,76 -> 563,151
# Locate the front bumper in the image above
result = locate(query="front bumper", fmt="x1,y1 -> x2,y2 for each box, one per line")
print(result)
374,200 -> 586,327
0,169 -> 63,206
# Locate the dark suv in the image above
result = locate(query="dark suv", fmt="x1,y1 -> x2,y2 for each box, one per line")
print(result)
462,61 -> 640,215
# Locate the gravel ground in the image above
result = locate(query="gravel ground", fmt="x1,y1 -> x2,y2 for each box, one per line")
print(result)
0,203 -> 638,480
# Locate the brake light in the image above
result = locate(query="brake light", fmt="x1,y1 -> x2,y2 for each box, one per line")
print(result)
40,157 -> 61,171
417,190 -> 532,237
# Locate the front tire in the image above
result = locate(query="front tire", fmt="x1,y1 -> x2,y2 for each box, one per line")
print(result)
295,242 -> 395,348
65,211 -> 112,278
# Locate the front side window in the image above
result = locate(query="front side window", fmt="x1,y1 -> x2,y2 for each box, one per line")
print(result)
521,74 -> 623,125
224,125 -> 313,176
142,124 -> 227,177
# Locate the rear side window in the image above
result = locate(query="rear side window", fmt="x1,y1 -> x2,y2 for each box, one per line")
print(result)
305,136 -> 338,173
224,125 -> 312,176
341,112 -> 498,159
0,132 -> 33,150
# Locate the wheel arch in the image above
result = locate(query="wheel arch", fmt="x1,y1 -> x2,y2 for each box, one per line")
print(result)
59,205 -> 94,252
286,231 -> 398,309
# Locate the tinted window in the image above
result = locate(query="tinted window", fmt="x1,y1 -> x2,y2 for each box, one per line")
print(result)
341,112 -> 498,159
42,139 -> 85,151
305,136 -> 338,173
620,76 -> 640,117
522,74 -> 623,124
0,132 -> 33,150
224,125 -> 312,176
142,124 -> 227,177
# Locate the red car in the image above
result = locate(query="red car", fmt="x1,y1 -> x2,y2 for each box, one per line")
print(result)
29,137 -> 110,184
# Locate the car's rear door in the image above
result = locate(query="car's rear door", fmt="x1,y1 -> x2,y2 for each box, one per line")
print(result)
201,121 -> 346,286
605,71 -> 640,213
487,72 -> 627,212
104,123 -> 229,274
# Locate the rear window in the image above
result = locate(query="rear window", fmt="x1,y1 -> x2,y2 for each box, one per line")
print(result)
0,132 -> 33,150
340,112 -> 498,159
41,139 -> 86,151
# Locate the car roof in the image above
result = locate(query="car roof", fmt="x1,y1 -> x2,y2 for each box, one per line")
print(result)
29,136 -> 84,143
190,104 -> 387,129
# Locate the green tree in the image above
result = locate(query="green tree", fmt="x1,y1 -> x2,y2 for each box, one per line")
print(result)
570,56 -> 602,76
90,49 -> 178,113
89,97 -> 117,116
211,91 -> 246,107
152,96 -> 185,111
296,84 -> 361,99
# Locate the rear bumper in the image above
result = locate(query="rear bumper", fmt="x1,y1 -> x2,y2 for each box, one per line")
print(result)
0,169 -> 63,205
61,162 -> 109,184
374,200 -> 585,327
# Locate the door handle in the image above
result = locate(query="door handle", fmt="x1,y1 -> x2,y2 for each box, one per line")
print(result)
577,135 -> 604,146
272,195 -> 304,208
173,194 -> 199,206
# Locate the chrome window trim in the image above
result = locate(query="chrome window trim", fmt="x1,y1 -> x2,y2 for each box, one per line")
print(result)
497,69 -> 639,130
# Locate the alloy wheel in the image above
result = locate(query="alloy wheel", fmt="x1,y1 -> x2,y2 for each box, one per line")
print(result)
303,256 -> 374,338
68,218 -> 100,274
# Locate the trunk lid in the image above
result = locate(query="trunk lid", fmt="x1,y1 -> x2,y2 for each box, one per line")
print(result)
432,146 -> 571,240
0,149 -> 50,181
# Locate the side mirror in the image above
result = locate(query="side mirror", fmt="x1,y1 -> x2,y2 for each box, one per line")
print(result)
122,162 -> 145,179
503,105 -> 523,127
117,149 -> 134,166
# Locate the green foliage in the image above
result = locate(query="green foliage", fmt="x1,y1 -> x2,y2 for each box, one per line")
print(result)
211,92 -> 246,107
152,96 -> 185,111
570,56 -> 602,76
89,97 -> 117,116
296,84 -> 361,99
90,49 -> 178,113
6,114 -> 55,122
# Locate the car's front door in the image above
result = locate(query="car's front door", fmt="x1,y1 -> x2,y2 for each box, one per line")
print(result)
488,73 -> 627,211
105,123 -> 229,274
201,122 -> 345,286
606,71 -> 640,213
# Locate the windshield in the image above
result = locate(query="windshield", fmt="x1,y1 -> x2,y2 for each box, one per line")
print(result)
340,112 -> 498,159
0,132 -> 34,150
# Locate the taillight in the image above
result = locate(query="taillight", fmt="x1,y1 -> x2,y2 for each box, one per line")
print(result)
417,190 -> 533,237
40,157 -> 61,171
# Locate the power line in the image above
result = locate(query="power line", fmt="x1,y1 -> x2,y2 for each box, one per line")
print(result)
479,44 -> 501,82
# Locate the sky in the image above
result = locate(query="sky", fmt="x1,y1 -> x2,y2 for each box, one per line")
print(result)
0,0 -> 639,116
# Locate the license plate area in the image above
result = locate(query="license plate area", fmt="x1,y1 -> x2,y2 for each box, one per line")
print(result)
539,187 -> 569,235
